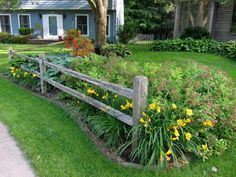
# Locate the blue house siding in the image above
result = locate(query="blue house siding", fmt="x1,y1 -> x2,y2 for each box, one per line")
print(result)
1,10 -> 117,41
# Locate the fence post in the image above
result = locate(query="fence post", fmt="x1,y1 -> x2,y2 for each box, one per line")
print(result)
132,76 -> 148,150
39,53 -> 47,94
8,46 -> 13,62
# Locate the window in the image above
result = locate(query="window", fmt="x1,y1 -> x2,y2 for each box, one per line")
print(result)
76,15 -> 88,35
0,15 -> 11,33
18,14 -> 30,28
231,0 -> 236,33
106,15 -> 110,36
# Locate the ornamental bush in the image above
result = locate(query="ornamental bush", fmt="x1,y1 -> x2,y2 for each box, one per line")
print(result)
151,39 -> 236,60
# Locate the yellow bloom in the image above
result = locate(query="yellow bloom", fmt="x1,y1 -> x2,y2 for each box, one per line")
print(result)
139,118 -> 145,124
185,118 -> 191,123
165,149 -> 172,155
177,119 -> 186,127
171,136 -> 179,141
10,67 -> 15,70
121,105 -> 126,110
172,103 -> 177,110
185,132 -> 192,141
32,74 -> 37,78
13,73 -> 16,76
156,106 -> 161,113
202,144 -> 208,151
185,108 -> 193,116
87,88 -> 96,94
144,123 -> 148,128
114,95 -> 118,98
149,103 -> 156,110
174,129 -> 180,137
203,120 -> 213,127
166,155 -> 171,161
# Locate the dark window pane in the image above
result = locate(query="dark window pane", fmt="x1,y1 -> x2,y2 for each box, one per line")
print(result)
76,15 -> 88,35
19,15 -> 30,28
0,15 -> 11,33
49,16 -> 58,35
231,0 -> 236,33
106,16 -> 109,36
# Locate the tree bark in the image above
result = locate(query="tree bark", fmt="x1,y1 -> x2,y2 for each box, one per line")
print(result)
87,0 -> 108,53
196,0 -> 207,27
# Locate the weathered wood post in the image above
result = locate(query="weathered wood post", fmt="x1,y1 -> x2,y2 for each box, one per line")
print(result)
132,76 -> 148,150
8,46 -> 13,62
39,53 -> 47,94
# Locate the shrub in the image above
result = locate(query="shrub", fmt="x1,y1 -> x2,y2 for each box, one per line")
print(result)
9,35 -> 30,44
117,22 -> 138,44
64,29 -> 94,57
18,28 -> 33,35
101,44 -> 132,58
151,39 -> 236,60
0,32 -> 11,43
181,26 -> 211,39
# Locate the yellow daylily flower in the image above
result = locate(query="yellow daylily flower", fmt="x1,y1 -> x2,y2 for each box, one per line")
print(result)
174,128 -> 180,137
203,120 -> 213,127
177,119 -> 186,127
149,103 -> 156,110
171,136 -> 179,141
185,108 -> 193,116
185,132 -> 192,141
165,149 -> 172,155
185,118 -> 191,123
156,106 -> 161,113
172,103 -> 177,110
202,144 -> 208,151
139,118 -> 145,124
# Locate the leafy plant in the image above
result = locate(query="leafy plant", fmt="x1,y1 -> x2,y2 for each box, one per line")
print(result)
151,39 -> 236,60
18,28 -> 33,35
101,44 -> 132,58
181,26 -> 211,39
117,22 -> 138,44
0,32 -> 11,43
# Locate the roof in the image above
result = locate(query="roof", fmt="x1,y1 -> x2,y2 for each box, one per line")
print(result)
19,0 -> 115,10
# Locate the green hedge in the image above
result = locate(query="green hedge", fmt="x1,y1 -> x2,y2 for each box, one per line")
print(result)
0,32 -> 30,44
151,38 -> 236,60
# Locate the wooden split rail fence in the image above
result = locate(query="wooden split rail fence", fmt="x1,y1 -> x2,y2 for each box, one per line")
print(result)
8,47 -> 148,148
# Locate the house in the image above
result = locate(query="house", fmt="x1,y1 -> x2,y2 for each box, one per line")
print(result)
0,0 -> 124,41
173,0 -> 236,41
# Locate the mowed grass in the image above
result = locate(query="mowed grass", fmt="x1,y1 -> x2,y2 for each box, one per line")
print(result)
0,44 -> 235,177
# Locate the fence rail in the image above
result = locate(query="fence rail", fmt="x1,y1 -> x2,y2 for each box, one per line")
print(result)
9,48 -> 148,147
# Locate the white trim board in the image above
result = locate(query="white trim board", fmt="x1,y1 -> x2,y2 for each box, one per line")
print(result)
17,14 -> 32,29
0,14 -> 12,34
75,14 -> 89,36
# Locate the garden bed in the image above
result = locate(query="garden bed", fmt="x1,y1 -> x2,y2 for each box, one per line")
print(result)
7,49 -> 236,171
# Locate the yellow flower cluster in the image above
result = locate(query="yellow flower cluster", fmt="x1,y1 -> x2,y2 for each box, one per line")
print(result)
203,120 -> 213,127
177,118 -> 191,127
139,112 -> 151,128
202,144 -> 208,151
102,93 -> 109,100
87,88 -> 99,96
149,103 -> 161,113
121,101 -> 133,110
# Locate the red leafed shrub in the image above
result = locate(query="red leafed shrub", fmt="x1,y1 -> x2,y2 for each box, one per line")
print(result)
64,29 -> 94,57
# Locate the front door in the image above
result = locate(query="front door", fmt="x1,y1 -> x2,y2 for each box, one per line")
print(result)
43,14 -> 63,39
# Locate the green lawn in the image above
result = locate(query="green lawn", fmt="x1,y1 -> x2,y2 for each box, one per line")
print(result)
0,44 -> 235,177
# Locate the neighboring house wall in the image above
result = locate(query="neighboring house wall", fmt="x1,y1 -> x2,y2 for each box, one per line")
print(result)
212,0 -> 236,41
1,10 -> 116,41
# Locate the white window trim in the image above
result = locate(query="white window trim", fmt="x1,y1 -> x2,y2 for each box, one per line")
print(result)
75,14 -> 89,36
106,15 -> 111,37
18,14 -> 31,29
0,14 -> 12,34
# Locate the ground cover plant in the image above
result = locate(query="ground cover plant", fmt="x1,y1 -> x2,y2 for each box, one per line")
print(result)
8,42 -> 236,170
1,43 -> 236,176
151,38 -> 236,60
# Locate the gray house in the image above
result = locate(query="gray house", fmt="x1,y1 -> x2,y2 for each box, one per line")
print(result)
0,0 -> 124,41
174,0 -> 236,41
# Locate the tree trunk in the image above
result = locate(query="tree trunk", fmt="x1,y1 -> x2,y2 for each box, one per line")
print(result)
196,0 -> 206,27
87,0 -> 108,54
94,6 -> 107,53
